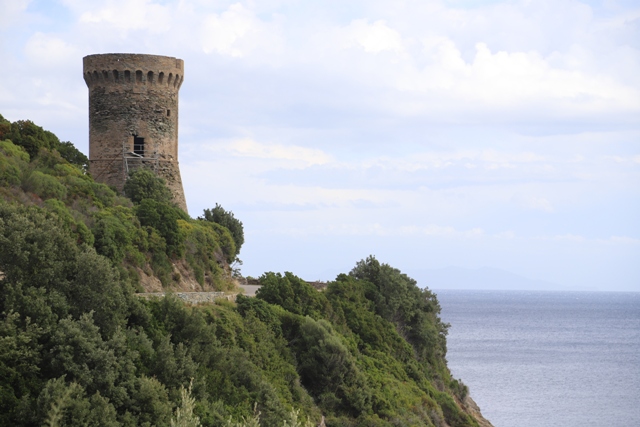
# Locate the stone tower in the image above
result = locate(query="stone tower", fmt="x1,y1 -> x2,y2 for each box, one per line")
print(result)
83,53 -> 188,212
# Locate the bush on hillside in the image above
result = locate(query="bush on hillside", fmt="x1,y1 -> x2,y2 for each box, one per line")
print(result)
0,115 -> 87,170
124,168 -> 173,205
200,204 -> 244,258
256,272 -> 328,319
136,198 -> 187,258
0,140 -> 29,186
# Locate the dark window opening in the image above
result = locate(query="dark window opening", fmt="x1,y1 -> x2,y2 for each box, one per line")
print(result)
167,109 -> 171,117
133,136 -> 145,156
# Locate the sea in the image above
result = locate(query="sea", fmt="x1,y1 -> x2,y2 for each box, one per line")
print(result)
436,290 -> 640,427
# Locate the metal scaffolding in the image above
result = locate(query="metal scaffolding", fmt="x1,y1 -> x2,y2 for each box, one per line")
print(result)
123,139 -> 159,179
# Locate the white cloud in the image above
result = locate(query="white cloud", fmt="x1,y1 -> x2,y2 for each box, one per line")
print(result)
201,138 -> 333,167
340,19 -> 405,54
80,0 -> 172,34
24,33 -> 77,66
200,3 -> 283,58
397,41 -> 640,112
357,149 -> 547,173
78,0 -> 172,33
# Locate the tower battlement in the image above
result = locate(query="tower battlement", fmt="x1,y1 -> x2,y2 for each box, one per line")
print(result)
83,54 -> 184,91
83,53 -> 188,212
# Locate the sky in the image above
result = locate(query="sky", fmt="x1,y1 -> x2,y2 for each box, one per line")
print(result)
0,0 -> 638,291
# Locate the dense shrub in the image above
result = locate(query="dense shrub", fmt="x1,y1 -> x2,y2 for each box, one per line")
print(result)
0,116 -> 87,169
256,272 -> 328,319
0,199 -> 478,426
200,204 -> 244,258
44,199 -> 94,246
92,212 -> 133,263
178,220 -> 231,286
22,170 -> 67,200
56,141 -> 89,172
350,256 -> 449,365
294,317 -> 372,416
136,198 -> 186,258
64,175 -> 117,207
0,117 -> 84,170
124,168 -> 173,205
0,140 -> 29,186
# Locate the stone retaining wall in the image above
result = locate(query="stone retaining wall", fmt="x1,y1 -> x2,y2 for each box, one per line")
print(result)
136,292 -> 237,304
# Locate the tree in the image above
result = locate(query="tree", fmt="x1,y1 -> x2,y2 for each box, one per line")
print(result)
123,168 -> 173,205
200,204 -> 244,257
294,317 -> 372,415
171,379 -> 201,427
136,199 -> 186,257
256,272 -> 328,319
0,117 -> 87,171
55,141 -> 89,172
349,256 -> 449,364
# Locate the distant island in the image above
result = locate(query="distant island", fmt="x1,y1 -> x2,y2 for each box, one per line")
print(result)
0,114 -> 493,426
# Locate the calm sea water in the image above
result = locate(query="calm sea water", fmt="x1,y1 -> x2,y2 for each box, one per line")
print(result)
436,290 -> 640,427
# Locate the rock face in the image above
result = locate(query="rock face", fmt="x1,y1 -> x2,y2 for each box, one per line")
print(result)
83,53 -> 188,213
463,396 -> 495,427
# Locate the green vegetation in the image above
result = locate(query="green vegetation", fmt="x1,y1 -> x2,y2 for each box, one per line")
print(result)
0,114 -> 88,170
0,114 -> 238,290
200,204 -> 244,260
0,115 -> 480,427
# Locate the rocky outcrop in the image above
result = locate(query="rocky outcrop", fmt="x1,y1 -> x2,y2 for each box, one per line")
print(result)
463,396 -> 494,427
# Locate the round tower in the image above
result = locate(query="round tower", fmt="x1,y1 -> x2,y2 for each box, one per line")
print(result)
83,53 -> 188,212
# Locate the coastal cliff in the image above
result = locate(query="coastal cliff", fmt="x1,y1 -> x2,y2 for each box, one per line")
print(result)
0,115 -> 492,426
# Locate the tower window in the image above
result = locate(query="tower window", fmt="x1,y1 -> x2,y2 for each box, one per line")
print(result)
167,109 -> 171,117
133,136 -> 145,156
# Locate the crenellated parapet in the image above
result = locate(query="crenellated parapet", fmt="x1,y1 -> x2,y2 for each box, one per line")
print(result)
83,53 -> 184,92
83,69 -> 184,90
83,53 -> 188,213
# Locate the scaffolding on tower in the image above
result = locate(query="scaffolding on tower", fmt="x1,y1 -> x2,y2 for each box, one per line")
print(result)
123,138 -> 159,180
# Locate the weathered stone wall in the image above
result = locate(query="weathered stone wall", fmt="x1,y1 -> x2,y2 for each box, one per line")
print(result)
83,53 -> 188,212
137,292 -> 237,304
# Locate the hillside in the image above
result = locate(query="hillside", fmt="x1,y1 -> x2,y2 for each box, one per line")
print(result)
0,114 -> 492,427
